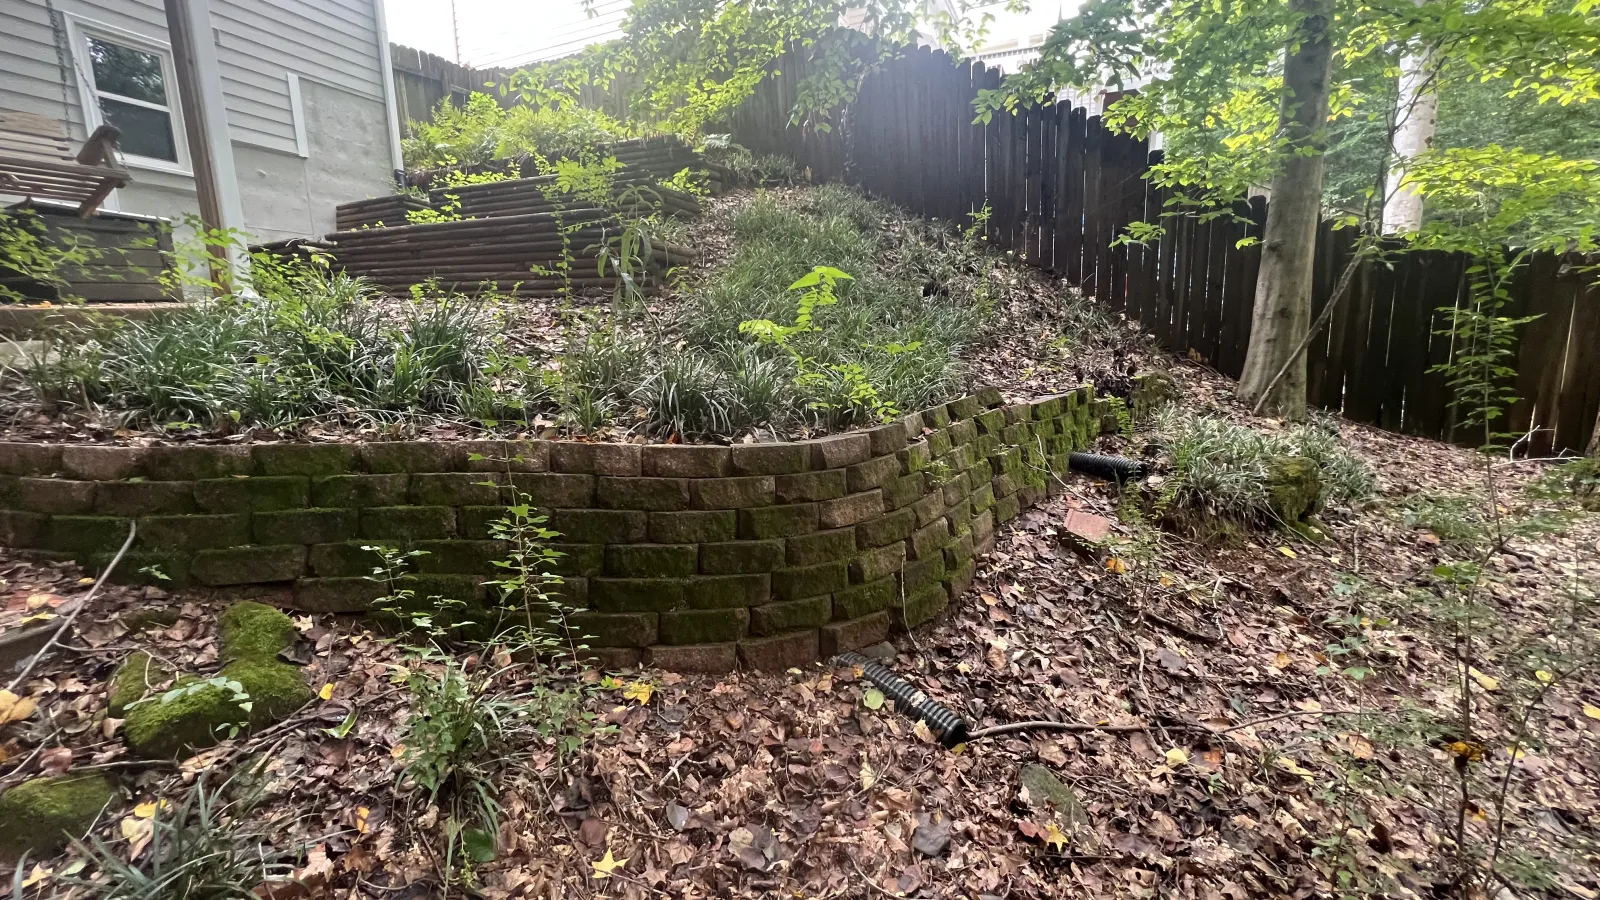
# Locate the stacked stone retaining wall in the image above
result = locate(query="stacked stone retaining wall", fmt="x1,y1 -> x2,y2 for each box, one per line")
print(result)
0,386 -> 1102,671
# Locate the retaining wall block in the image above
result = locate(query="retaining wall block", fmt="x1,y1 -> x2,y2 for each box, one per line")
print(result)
252,444 -> 358,478
686,573 -> 771,609
605,543 -> 698,578
460,439 -> 549,473
850,541 -> 906,584
591,577 -> 688,613
730,443 -> 810,476
739,503 -> 819,539
138,514 -> 251,551
307,542 -> 385,577
362,442 -> 460,474
18,478 -> 95,515
909,517 -> 951,561
641,444 -> 731,478
253,508 -> 359,546
649,510 -> 736,544
361,506 -> 456,540
847,454 -> 901,492
699,540 -> 785,574
143,446 -> 251,481
192,545 -> 306,586
833,577 -> 896,620
805,434 -> 871,469
509,473 -> 594,507
692,476 -> 775,510
61,446 -> 141,481
311,474 -> 408,508
856,507 -> 915,549
772,561 -> 848,601
946,395 -> 981,419
193,477 -> 308,514
0,510 -> 48,548
410,472 -> 506,507
785,528 -> 858,566
408,540 -> 510,574
570,611 -> 658,648
817,491 -> 881,529
774,469 -> 846,503
658,608 -> 749,644
883,472 -> 925,510
749,595 -> 831,636
645,643 -> 738,673
548,509 -> 647,543
865,422 -> 908,456
820,611 -> 889,656
595,477 -> 691,511
0,443 -> 60,477
95,480 -> 196,515
550,442 -> 641,476
893,582 -> 949,630
293,577 -> 389,613
739,629 -> 820,670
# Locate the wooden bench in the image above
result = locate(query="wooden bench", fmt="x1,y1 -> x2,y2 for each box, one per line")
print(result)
0,111 -> 131,217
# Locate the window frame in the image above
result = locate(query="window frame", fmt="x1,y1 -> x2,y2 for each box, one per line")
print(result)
63,14 -> 191,175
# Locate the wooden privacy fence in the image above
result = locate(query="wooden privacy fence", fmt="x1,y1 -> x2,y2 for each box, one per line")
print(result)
728,44 -> 1600,455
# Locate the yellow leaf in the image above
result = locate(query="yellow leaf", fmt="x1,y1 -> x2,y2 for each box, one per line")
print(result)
860,760 -> 877,790
1448,741 -> 1484,761
133,800 -> 160,818
1584,704 -> 1600,721
1158,573 -> 1176,587
1276,757 -> 1315,780
913,720 -> 936,744
622,681 -> 654,706
1105,558 -> 1127,575
1043,822 -> 1069,851
591,848 -> 628,880
20,864 -> 51,888
120,815 -> 151,843
0,690 -> 37,725
390,743 -> 407,759
1535,670 -> 1555,685
355,806 -> 371,834
950,742 -> 967,755
1277,546 -> 1297,559
1165,747 -> 1190,767
1506,745 -> 1528,762
1468,667 -> 1499,691
1272,652 -> 1293,670
319,683 -> 335,701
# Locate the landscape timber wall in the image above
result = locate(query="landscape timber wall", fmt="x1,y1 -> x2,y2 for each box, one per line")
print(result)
0,387 -> 1102,672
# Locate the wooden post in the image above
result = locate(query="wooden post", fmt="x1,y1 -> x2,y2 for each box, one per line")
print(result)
162,0 -> 236,289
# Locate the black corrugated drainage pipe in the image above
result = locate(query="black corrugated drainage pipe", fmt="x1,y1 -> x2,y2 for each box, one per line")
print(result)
1067,451 -> 1146,483
838,651 -> 970,747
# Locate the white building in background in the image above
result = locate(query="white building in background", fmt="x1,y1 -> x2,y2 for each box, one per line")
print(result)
0,0 -> 403,242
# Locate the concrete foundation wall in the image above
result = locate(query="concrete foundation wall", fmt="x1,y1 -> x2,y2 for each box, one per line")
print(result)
0,387 -> 1106,672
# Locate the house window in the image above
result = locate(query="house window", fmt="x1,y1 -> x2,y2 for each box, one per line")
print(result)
86,37 -> 178,162
66,19 -> 188,171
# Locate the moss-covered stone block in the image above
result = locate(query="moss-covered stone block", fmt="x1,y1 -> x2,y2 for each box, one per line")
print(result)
193,477 -> 308,512
817,491 -> 882,529
975,409 -> 1007,436
690,475 -> 774,510
970,483 -> 995,514
804,434 -> 872,469
109,650 -> 174,717
993,493 -> 1021,524
865,421 -> 909,456
549,442 -> 640,476
361,442 -> 460,474
410,472 -> 506,507
90,550 -> 193,587
927,429 -> 953,458
292,577 -> 389,613
218,600 -> 298,660
1267,456 -> 1323,522
192,545 -> 306,586
911,491 -> 947,529
946,395 -> 981,419
310,474 -> 408,508
921,404 -> 952,430
549,509 -> 646,543
96,479 -> 201,516
569,611 -> 657,648
596,477 -> 692,511
772,561 -> 848,601
640,444 -> 731,478
857,508 -> 916,549
308,541 -> 385,577
785,527 -> 857,566
409,540 -> 509,574
62,445 -> 141,481
605,543 -> 698,577
143,445 -> 251,481
17,477 -> 95,514
910,518 -> 951,561
649,510 -> 735,543
699,540 -> 785,574
892,583 -> 950,630
46,515 -> 132,554
361,506 -> 456,540
739,503 -> 819,539
253,444 -> 358,478
902,553 -> 947,590
124,658 -> 310,759
658,608 -> 748,644
882,472 -> 925,510
833,576 -> 897,620
544,543 -> 604,577
730,443 -> 811,476
683,573 -> 769,609
253,508 -> 359,546
0,509 -> 47,548
946,418 -> 977,446
0,774 -> 117,861
850,541 -> 906,584
775,469 -> 847,503
591,577 -> 688,613
820,611 -> 890,657
847,454 -> 901,492
750,595 -> 831,636
739,630 -> 820,670
460,439 -> 550,473
503,473 -> 594,507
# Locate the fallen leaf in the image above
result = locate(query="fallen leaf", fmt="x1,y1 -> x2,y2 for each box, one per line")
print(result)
1105,557 -> 1127,575
623,681 -> 654,705
1277,546 -> 1297,558
1468,667 -> 1499,691
1584,704 -> 1600,721
591,848 -> 628,880
862,687 -> 885,710
1276,757 -> 1315,780
913,720 -> 936,744
20,864 -> 50,889
40,746 -> 73,775
354,806 -> 371,834
1043,822 -> 1069,851
1346,734 -> 1375,760
1534,669 -> 1554,685
1164,747 -> 1189,767
318,682 -> 335,701
860,759 -> 877,789
0,690 -> 37,725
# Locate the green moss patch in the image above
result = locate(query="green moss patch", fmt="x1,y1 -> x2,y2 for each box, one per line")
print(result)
217,601 -> 298,662
0,774 -> 117,861
108,650 -> 175,717
123,659 -> 311,759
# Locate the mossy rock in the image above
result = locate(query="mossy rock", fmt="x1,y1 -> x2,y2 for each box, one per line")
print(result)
217,600 -> 298,662
1266,456 -> 1323,523
108,650 -> 175,717
123,658 -> 311,759
0,774 -> 117,861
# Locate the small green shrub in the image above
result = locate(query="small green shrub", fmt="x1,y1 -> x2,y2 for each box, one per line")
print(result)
400,93 -> 633,171
1151,410 -> 1376,530
1530,455 -> 1600,510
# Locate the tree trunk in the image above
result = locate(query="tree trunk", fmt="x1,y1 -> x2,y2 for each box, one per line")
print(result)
1383,0 -> 1439,233
1237,0 -> 1336,421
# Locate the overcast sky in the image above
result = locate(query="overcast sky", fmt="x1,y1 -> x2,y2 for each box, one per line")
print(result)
384,0 -> 1072,69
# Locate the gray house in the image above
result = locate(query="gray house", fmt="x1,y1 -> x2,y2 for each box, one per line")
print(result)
0,0 -> 403,242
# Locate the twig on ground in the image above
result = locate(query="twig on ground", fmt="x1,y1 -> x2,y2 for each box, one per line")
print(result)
6,521 -> 136,692
968,720 -> 1151,740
